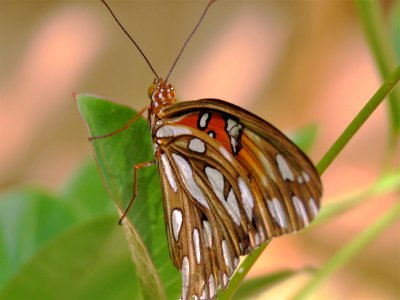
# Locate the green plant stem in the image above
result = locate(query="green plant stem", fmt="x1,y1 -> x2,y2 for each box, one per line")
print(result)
317,65 -> 400,174
218,243 -> 268,300
356,0 -> 400,137
292,202 -> 400,300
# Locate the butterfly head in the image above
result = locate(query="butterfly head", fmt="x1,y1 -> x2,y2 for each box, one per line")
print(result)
148,78 -> 176,113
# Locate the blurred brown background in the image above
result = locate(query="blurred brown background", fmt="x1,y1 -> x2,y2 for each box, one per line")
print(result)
0,0 -> 398,299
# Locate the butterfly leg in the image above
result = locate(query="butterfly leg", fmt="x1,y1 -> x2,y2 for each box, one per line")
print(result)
118,160 -> 155,225
89,105 -> 150,141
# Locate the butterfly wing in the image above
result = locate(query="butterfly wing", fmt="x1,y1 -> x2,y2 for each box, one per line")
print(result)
154,98 -> 322,299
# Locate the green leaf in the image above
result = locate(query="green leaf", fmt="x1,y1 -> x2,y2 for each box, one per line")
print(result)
0,188 -> 76,290
0,216 -> 141,300
76,94 -> 180,299
61,161 -> 115,221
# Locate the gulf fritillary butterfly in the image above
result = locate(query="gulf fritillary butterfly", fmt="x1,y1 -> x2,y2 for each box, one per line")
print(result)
93,1 -> 323,299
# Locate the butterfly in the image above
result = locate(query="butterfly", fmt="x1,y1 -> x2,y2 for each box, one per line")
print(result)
93,1 -> 323,300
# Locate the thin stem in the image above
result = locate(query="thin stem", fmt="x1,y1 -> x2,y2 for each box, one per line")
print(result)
355,0 -> 400,152
317,65 -> 400,174
218,243 -> 268,300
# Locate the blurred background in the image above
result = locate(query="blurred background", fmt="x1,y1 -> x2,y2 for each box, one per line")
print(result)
1,0 -> 398,299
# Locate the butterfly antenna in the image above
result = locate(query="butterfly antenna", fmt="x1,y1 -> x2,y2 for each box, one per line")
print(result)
100,0 -> 160,81
165,0 -> 217,83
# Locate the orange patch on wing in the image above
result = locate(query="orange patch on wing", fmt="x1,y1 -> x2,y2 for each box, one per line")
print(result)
176,112 -> 233,155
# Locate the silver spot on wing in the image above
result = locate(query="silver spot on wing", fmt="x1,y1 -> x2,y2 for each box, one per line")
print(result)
276,154 -> 294,181
193,228 -> 201,264
208,274 -> 216,298
238,178 -> 254,221
172,209 -> 183,241
161,154 -> 177,192
309,197 -> 319,217
188,138 -> 206,153
205,166 -> 241,225
156,125 -> 192,138
172,153 -> 209,208
267,198 -> 288,229
182,256 -> 189,299
292,195 -> 309,226
203,220 -> 212,248
222,239 -> 233,273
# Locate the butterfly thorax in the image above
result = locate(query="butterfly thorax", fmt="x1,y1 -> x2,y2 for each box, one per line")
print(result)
148,79 -> 178,155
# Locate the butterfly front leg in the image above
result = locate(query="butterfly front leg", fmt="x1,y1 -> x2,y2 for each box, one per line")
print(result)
119,160 -> 156,225
89,105 -> 150,141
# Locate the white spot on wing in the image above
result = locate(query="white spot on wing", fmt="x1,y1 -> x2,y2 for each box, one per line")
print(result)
292,196 -> 309,226
234,257 -> 239,268
203,220 -> 212,248
226,118 -> 243,154
230,137 -> 239,154
254,232 -> 260,246
209,274 -> 216,298
259,155 -> 276,182
276,154 -> 294,181
182,256 -> 189,299
193,229 -> 201,264
155,119 -> 162,127
302,171 -> 311,182
219,146 -> 233,162
226,119 -> 237,132
205,167 -> 241,225
172,154 -> 209,208
226,188 -> 241,225
156,125 -> 192,138
188,138 -> 206,153
223,273 -> 229,287
161,154 -> 177,192
309,197 -> 319,217
222,240 -> 233,273
199,113 -> 209,128
200,287 -> 206,300
238,178 -> 254,221
205,167 -> 224,194
172,209 -> 182,241
268,198 -> 288,229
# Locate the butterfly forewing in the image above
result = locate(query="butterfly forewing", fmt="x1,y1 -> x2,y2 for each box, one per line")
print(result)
154,98 -> 322,299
